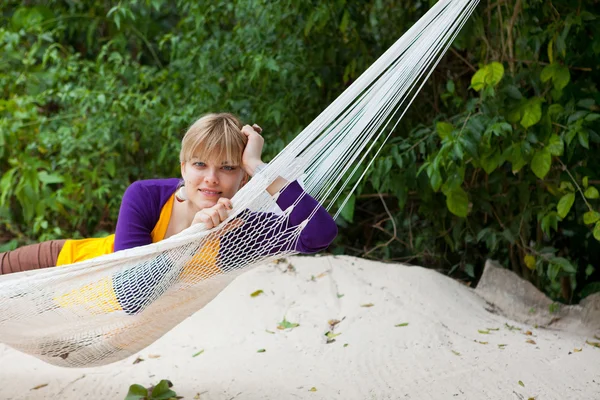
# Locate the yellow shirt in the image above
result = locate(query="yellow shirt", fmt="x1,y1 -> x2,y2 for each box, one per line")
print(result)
56,194 -> 175,266
53,193 -> 223,317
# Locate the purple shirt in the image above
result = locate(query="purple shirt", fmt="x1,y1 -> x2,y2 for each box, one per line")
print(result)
113,178 -> 338,254
112,178 -> 338,314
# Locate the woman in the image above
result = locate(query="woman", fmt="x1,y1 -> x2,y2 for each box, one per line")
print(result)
0,113 -> 337,313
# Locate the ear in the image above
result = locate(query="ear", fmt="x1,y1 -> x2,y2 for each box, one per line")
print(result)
239,173 -> 249,189
180,161 -> 186,179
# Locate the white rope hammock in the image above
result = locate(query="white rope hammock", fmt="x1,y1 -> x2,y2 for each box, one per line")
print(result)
0,0 -> 479,367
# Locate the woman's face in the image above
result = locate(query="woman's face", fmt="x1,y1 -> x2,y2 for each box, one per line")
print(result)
181,156 -> 246,210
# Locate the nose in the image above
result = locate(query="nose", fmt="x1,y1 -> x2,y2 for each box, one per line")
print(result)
203,167 -> 219,185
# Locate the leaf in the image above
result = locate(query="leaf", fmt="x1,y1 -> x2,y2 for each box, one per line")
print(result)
530,148 -> 551,179
594,222 -> 600,242
586,265 -> 595,278
553,65 -> 571,90
541,211 -> 559,236
583,176 -> 589,188
339,9 -> 350,32
436,122 -> 454,139
477,341 -> 488,345
151,380 -> 177,400
587,340 -> 600,348
583,211 -> 600,225
585,113 -> 600,122
337,293 -> 345,298
505,323 -> 521,331
31,383 -> 49,390
486,62 -> 505,85
451,350 -> 461,356
446,187 -> 469,217
250,289 -> 264,297
521,98 -> 543,128
343,343 -> 349,347
132,356 -> 144,364
574,348 -> 582,352
557,193 -> 575,219
541,63 -> 571,90
541,64 -> 554,83
38,171 -> 64,185
257,348 -> 266,353
471,69 -> 487,92
192,349 -> 204,357
480,151 -> 502,174
507,144 -> 527,173
526,339 -> 536,345
277,317 -> 300,330
124,384 -> 148,400
471,62 -> 504,91
361,303 -> 374,307
265,329 -> 275,334
478,329 -> 490,334
547,135 -> 564,156
325,331 -> 341,340
309,387 -> 317,392
548,104 -> 564,119
584,187 -> 599,199
579,130 -> 590,149
340,195 -> 355,222
395,323 -> 409,327
551,257 -> 577,274
524,255 -> 536,270
498,344 -> 507,349
518,380 -> 525,387
429,168 -> 442,192
148,354 -> 160,359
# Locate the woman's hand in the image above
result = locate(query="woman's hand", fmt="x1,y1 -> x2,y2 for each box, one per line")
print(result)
241,124 -> 265,176
191,198 -> 233,229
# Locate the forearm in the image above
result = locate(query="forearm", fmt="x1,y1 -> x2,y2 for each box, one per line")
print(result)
246,161 -> 287,195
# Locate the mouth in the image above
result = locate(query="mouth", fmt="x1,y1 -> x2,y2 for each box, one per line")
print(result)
198,188 -> 222,197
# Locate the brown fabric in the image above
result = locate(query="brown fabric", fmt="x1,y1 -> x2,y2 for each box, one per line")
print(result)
0,240 -> 66,275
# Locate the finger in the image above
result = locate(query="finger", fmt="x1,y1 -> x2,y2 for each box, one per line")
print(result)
218,197 -> 233,210
193,212 -> 213,229
241,125 -> 254,137
202,209 -> 217,228
214,203 -> 229,222
252,124 -> 262,133
211,202 -> 229,224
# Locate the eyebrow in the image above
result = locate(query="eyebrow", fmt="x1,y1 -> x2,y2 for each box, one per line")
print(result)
190,157 -> 235,166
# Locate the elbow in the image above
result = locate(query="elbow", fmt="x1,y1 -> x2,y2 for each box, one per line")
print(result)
297,217 -> 338,254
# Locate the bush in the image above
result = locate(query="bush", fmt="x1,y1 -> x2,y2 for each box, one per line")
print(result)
1,0 -> 599,302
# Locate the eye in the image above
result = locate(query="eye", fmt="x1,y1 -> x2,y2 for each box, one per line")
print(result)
192,161 -> 206,168
222,165 -> 237,171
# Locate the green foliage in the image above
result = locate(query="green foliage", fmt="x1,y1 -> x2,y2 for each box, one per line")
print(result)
125,379 -> 177,400
471,62 -> 504,91
1,0 -> 599,303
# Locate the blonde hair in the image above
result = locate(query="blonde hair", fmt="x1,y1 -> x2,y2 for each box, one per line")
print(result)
179,113 -> 247,164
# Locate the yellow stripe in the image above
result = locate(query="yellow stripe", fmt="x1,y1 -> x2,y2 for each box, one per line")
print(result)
54,276 -> 123,313
52,193 -> 224,320
151,194 -> 175,243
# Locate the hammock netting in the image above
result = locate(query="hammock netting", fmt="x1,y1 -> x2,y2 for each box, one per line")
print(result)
0,0 -> 479,367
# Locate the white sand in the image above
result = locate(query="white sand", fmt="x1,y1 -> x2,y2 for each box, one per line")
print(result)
1,255 -> 598,399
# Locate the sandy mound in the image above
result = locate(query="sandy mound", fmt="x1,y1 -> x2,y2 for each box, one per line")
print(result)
0,255 -> 598,399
